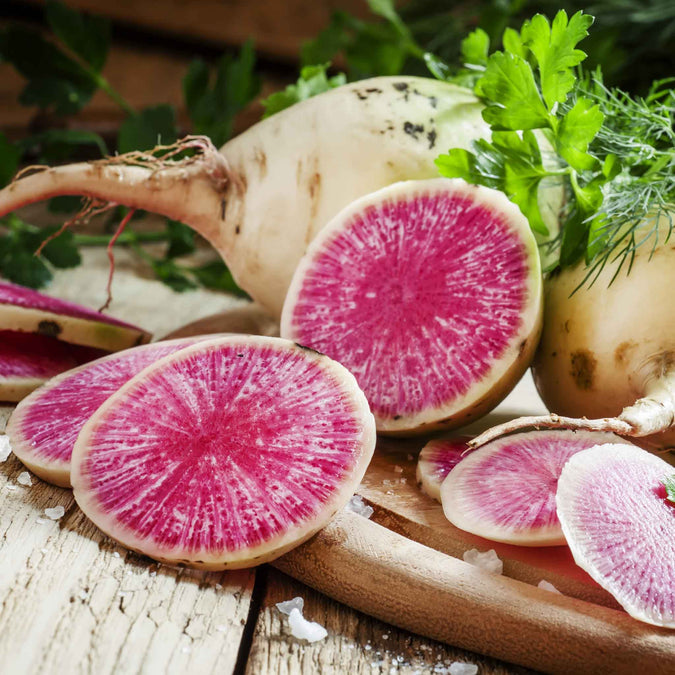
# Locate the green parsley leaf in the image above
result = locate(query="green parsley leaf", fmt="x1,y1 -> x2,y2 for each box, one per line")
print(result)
556,97 -> 604,172
165,221 -> 196,259
150,259 -> 198,293
461,28 -> 489,68
190,260 -> 248,296
262,64 -> 346,119
663,475 -> 675,505
19,129 -> 107,163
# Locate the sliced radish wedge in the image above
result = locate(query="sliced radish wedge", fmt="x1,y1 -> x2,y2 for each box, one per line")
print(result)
0,330 -> 107,402
557,443 -> 675,628
280,178 -> 542,434
441,430 -> 624,546
7,337 -> 207,487
0,279 -> 150,350
416,436 -> 474,502
71,336 -> 376,569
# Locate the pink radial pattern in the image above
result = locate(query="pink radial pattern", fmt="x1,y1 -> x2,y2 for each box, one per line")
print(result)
71,338 -> 374,565
417,436 -> 474,501
0,279 -> 140,328
557,444 -> 675,627
284,186 -> 531,422
441,430 -> 623,545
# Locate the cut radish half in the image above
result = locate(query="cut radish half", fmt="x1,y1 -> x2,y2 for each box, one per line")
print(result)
7,337 -> 207,487
71,336 -> 376,569
0,279 -> 150,350
416,436 -> 474,502
280,178 -> 542,434
557,443 -> 675,628
441,430 -> 624,546
0,330 -> 107,402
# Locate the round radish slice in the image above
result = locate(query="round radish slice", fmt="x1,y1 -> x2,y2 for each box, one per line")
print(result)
416,436 -> 474,502
0,330 -> 107,402
441,430 -> 624,546
7,337 -> 208,487
280,178 -> 542,434
557,443 -> 675,628
71,336 -> 376,569
0,279 -> 150,350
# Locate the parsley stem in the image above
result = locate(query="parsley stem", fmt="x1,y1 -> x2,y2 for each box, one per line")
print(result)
91,72 -> 136,117
74,231 -> 168,246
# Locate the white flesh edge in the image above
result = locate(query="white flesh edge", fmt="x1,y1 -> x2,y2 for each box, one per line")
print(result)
557,443 -> 675,628
441,430 -> 625,546
280,178 -> 543,434
71,335 -> 376,569
416,437 -> 472,503
0,304 -> 150,351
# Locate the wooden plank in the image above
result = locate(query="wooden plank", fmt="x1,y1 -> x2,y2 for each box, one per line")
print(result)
247,567 -> 534,674
16,0 -> 370,61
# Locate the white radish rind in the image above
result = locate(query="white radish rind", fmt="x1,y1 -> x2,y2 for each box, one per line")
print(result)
281,178 -> 543,434
416,436 -> 474,502
557,443 -> 675,628
0,330 -> 107,402
6,337 -> 207,487
441,430 -> 625,546
71,336 -> 376,569
0,280 -> 150,350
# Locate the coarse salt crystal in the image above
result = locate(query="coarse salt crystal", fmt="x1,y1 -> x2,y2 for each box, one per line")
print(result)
449,662 -> 478,675
344,495 -> 374,519
288,607 -> 327,643
78,590 -> 88,600
5,484 -> 16,491
17,472 -> 32,486
364,644 -> 372,651
0,436 -> 11,462
538,579 -> 562,594
462,548 -> 503,575
44,506 -> 65,520
276,596 -> 304,615
112,552 -> 121,558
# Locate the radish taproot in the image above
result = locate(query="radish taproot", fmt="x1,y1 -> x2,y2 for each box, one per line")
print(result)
0,77 -> 561,317
416,436 -> 474,502
0,279 -> 150,350
280,178 -> 543,434
441,430 -> 624,546
469,215 -> 675,451
6,337 -> 210,487
71,336 -> 375,569
0,331 -> 106,402
556,443 -> 675,628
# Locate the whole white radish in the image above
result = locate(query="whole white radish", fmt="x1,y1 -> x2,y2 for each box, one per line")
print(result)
0,77 -> 561,316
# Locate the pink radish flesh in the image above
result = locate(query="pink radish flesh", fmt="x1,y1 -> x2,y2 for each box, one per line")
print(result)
0,279 -> 150,349
441,430 -> 624,546
6,337 -> 205,487
416,436 -> 474,502
557,443 -> 675,628
281,179 -> 541,433
71,337 -> 375,568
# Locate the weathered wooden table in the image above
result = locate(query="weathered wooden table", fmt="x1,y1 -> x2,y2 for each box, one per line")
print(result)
0,243 -> 534,674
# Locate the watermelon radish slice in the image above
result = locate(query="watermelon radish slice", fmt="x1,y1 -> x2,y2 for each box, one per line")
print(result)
557,443 -> 675,628
441,430 -> 624,546
71,336 -> 376,569
416,436 -> 474,502
280,178 -> 542,434
0,330 -> 107,402
6,337 -> 211,488
0,279 -> 150,350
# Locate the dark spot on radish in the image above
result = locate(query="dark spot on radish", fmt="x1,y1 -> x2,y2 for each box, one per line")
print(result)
294,342 -> 323,356
220,199 -> 227,221
365,87 -> 382,94
403,122 -> 424,140
518,339 -> 527,355
253,148 -> 267,178
354,90 -> 368,101
564,320 -> 571,333
427,130 -> 437,149
309,172 -> 321,200
570,350 -> 597,390
37,320 -> 62,338
393,82 -> 408,92
429,96 -> 438,108
235,225 -> 241,235
237,353 -> 244,358
393,415 -> 402,420
614,340 -> 637,366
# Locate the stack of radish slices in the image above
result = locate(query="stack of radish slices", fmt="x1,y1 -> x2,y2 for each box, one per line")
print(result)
0,280 -> 151,401
423,430 -> 675,628
7,335 -> 376,569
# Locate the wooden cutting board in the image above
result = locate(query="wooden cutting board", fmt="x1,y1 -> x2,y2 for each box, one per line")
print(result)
172,311 -> 675,675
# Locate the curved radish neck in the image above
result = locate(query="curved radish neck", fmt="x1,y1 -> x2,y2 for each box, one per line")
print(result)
469,370 -> 675,448
0,137 -> 235,257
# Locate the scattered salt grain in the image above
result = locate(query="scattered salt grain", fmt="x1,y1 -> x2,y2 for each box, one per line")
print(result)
288,607 -> 327,643
382,634 -> 389,640
17,472 -> 32,486
276,596 -> 304,615
462,548 -> 503,575
0,436 -> 11,462
394,465 -> 404,474
449,662 -> 478,675
40,548 -> 48,554
181,646 -> 191,654
36,517 -> 49,524
364,644 -> 372,651
44,506 -> 65,520
345,495 -> 374,519
78,590 -> 88,601
5,484 -> 16,491
215,583 -> 223,590
538,579 -> 562,594
112,552 -> 121,558
385,490 -> 395,496
149,571 -> 157,578
215,625 -> 227,632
